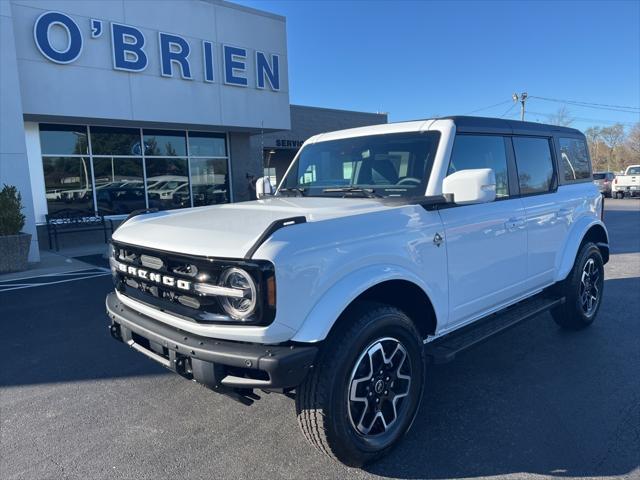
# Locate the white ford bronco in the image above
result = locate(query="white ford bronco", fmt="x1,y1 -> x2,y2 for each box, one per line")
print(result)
107,116 -> 609,466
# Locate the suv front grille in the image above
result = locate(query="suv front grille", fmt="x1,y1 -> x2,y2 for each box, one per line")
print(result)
110,241 -> 275,325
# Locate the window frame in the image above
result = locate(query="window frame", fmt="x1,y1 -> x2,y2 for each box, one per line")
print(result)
446,133 -> 520,202
510,134 -> 558,198
553,134 -> 593,185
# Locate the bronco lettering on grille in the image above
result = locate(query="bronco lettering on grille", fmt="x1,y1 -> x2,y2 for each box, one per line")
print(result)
117,262 -> 191,291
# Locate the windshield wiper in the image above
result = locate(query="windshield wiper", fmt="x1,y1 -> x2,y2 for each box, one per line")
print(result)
277,187 -> 307,197
322,187 -> 382,198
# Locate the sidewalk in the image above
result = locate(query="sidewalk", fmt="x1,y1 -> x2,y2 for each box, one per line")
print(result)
0,243 -> 109,283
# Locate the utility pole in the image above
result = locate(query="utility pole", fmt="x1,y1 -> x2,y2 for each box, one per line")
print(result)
512,92 -> 528,121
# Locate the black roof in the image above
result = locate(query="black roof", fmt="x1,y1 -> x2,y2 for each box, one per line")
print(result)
439,115 -> 584,137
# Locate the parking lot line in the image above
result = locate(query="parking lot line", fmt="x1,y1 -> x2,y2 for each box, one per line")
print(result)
0,268 -> 111,293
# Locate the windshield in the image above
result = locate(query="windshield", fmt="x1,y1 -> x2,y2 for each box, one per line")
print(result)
627,167 -> 640,175
279,132 -> 440,198
593,173 -> 606,180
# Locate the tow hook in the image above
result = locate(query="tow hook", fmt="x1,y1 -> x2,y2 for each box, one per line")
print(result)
109,323 -> 122,341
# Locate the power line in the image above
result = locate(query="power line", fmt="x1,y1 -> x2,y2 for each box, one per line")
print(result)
499,102 -> 516,118
529,95 -> 640,110
529,95 -> 640,114
463,99 -> 512,115
524,110 -> 636,127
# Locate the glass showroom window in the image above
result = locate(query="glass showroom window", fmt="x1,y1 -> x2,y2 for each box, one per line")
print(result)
39,125 -> 93,215
89,126 -> 146,215
188,132 -> 230,207
90,126 -> 142,156
145,157 -> 190,211
143,130 -> 190,211
93,157 -> 145,215
40,125 -> 231,218
143,130 -> 187,156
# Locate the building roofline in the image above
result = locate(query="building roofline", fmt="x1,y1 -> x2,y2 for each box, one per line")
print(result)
291,104 -> 387,117
200,0 -> 286,22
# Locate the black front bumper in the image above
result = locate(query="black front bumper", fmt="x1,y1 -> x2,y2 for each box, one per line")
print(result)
106,292 -> 317,392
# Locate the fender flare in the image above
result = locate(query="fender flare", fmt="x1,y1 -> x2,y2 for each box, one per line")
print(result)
555,218 -> 609,282
290,264 -> 441,343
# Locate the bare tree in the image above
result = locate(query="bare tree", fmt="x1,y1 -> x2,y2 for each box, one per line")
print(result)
625,123 -> 640,155
584,126 -> 602,169
600,124 -> 625,171
547,105 -> 574,127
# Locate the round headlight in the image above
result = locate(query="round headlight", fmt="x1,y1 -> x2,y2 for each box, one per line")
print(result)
219,268 -> 257,320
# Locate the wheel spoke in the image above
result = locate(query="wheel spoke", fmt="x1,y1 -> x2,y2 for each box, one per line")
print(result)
579,257 -> 601,315
348,337 -> 412,437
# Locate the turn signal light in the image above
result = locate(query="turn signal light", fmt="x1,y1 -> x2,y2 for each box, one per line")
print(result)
267,276 -> 276,308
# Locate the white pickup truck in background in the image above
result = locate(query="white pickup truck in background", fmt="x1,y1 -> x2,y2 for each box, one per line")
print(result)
613,165 -> 640,198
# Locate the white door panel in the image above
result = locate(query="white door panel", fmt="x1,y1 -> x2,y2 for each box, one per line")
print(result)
520,193 -> 570,288
521,184 -> 591,289
439,198 -> 527,326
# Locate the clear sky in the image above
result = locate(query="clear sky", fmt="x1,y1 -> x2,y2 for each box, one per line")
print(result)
236,0 -> 640,130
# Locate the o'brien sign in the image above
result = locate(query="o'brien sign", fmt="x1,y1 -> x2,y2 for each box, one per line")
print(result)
33,11 -> 281,90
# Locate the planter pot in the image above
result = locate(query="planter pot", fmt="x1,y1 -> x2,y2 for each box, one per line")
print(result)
0,232 -> 32,273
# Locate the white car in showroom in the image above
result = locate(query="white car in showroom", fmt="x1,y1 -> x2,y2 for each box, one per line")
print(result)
106,116 -> 608,466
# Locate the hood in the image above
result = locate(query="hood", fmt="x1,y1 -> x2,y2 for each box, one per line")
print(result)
111,197 -> 389,258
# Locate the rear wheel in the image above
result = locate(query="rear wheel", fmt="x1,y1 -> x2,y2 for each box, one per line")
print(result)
295,303 -> 424,466
552,242 -> 604,330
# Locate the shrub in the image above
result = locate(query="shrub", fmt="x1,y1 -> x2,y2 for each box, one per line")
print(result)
0,184 -> 26,236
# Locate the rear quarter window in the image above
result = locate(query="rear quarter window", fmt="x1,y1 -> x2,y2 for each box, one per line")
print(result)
513,137 -> 555,195
559,137 -> 591,182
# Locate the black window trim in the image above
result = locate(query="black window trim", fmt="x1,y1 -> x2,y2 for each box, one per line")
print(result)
510,134 -> 559,198
446,132 -> 518,203
553,134 -> 594,185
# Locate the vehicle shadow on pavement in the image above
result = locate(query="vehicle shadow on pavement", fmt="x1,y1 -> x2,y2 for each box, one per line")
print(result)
604,203 -> 640,255
366,275 -> 640,479
0,277 -> 168,387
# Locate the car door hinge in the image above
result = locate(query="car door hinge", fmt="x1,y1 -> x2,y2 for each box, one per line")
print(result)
433,232 -> 444,247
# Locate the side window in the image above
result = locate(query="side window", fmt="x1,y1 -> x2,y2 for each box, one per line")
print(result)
512,137 -> 555,195
448,135 -> 509,198
559,137 -> 591,181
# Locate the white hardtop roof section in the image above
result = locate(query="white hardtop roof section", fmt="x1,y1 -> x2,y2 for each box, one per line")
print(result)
306,118 -> 454,144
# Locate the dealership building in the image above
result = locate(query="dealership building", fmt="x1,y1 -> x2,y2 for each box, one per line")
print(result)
0,0 -> 386,262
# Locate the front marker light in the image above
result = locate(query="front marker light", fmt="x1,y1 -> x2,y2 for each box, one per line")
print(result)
218,268 -> 257,320
108,243 -> 117,273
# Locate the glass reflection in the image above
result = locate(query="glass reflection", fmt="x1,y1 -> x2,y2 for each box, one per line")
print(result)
43,157 -> 93,214
190,158 -> 229,206
90,126 -> 142,156
40,124 -> 88,155
93,157 -> 145,215
143,130 -> 187,156
188,132 -> 226,157
145,158 -> 190,210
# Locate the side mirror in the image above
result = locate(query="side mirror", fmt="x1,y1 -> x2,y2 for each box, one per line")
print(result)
255,176 -> 274,199
442,168 -> 496,205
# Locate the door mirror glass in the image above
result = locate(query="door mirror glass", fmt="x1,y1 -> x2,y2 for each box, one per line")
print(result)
443,168 -> 496,205
256,176 -> 274,199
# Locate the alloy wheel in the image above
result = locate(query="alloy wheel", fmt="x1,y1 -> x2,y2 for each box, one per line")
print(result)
347,337 -> 412,436
580,257 -> 601,316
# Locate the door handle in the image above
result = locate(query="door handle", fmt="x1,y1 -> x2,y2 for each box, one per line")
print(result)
505,217 -> 526,231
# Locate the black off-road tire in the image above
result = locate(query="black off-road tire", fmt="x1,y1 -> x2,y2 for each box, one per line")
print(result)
295,303 -> 425,467
551,242 -> 604,330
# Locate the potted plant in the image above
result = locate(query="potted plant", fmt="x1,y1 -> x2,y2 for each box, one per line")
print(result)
0,184 -> 31,273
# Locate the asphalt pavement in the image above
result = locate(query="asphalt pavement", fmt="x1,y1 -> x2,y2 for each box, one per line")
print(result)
1,199 -> 639,480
